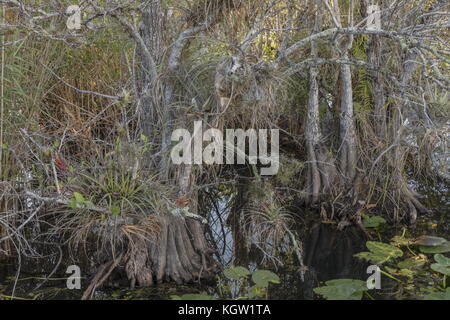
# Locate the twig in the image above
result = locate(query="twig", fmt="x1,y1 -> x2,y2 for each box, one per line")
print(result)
0,204 -> 43,242
40,63 -> 121,100
25,191 -> 112,215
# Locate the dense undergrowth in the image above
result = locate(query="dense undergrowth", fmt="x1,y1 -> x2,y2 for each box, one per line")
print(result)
0,0 -> 448,299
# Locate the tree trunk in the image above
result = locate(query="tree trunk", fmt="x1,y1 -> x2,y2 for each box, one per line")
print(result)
138,1 -> 165,167
368,35 -> 386,137
125,1 -> 218,287
125,215 -> 216,287
333,0 -> 357,181
305,0 -> 339,204
361,0 -> 386,137
339,59 -> 357,181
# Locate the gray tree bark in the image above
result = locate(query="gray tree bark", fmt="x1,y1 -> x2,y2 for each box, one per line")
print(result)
332,0 -> 357,181
125,1 -> 223,287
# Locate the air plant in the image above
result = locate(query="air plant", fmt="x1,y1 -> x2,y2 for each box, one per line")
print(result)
53,144 -> 172,259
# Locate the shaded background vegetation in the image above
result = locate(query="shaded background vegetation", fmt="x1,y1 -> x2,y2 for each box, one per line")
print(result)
0,0 -> 448,299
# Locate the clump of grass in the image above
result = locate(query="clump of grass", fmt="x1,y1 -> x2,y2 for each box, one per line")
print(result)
54,141 -> 173,258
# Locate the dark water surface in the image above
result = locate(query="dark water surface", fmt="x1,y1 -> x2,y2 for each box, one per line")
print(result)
1,183 -> 448,300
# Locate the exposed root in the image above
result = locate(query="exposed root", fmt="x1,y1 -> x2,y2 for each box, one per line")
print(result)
81,252 -> 125,300
400,182 -> 431,224
124,215 -> 217,287
305,145 -> 340,205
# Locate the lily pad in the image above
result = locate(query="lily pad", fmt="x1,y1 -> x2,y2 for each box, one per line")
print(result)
251,270 -> 280,287
430,254 -> 450,276
419,241 -> 450,254
366,241 -> 403,257
397,257 -> 425,269
431,263 -> 450,276
223,266 -> 251,281
424,288 -> 450,300
313,279 -> 367,300
355,241 -> 403,264
363,216 -> 386,228
434,254 -> 450,266
354,252 -> 390,264
414,235 -> 447,247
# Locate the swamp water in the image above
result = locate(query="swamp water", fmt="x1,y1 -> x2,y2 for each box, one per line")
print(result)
0,183 -> 448,300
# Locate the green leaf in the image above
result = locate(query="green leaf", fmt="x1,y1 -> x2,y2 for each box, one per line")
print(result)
414,236 -> 447,247
366,241 -> 403,258
390,236 -> 413,246
314,286 -> 361,300
111,206 -> 121,217
248,285 -> 265,299
424,288 -> 450,300
397,258 -> 425,269
313,279 -> 367,300
354,241 -> 403,264
223,266 -> 251,281
419,241 -> 450,254
362,216 -> 386,228
354,252 -> 390,264
84,201 -> 94,207
68,199 -> 77,209
73,192 -> 85,204
431,263 -> 450,276
140,134 -> 148,144
325,279 -> 368,291
397,268 -> 416,278
434,254 -> 450,266
430,254 -> 450,276
251,270 -> 280,287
